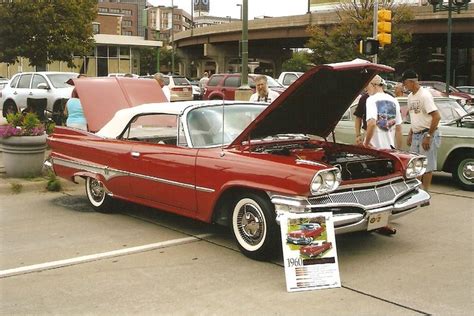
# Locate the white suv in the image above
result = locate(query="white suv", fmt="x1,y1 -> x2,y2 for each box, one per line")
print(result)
1,71 -> 78,119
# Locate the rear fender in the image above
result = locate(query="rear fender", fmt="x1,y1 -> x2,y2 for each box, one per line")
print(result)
74,171 -> 107,185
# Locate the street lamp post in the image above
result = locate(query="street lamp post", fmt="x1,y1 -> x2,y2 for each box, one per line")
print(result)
171,0 -> 175,74
427,0 -> 471,95
236,3 -> 242,20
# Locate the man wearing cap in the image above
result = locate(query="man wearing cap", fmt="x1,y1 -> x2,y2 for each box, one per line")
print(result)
401,69 -> 441,190
363,75 -> 402,236
363,75 -> 402,150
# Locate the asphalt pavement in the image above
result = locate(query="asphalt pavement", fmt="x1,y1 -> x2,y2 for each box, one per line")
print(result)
1,151 -> 473,315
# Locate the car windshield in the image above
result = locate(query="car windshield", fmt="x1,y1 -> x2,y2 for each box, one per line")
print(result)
173,77 -> 190,86
186,103 -> 266,147
266,76 -> 282,88
46,73 -> 78,88
432,99 -> 467,122
400,98 -> 467,124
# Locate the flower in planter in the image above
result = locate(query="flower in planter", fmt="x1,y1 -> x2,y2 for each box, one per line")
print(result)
0,112 -> 47,137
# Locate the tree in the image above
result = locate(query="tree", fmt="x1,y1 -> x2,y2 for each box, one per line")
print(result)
139,47 -> 158,75
139,46 -> 182,75
282,50 -> 313,72
0,0 -> 97,68
305,0 -> 413,69
158,46 -> 181,74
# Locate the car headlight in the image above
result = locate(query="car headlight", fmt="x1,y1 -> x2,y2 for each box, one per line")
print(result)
406,157 -> 427,178
311,174 -> 323,192
310,169 -> 341,195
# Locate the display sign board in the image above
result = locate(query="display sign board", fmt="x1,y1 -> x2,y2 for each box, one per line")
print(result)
280,212 -> 341,292
194,0 -> 210,13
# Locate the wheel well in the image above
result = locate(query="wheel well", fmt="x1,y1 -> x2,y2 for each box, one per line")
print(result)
443,148 -> 474,173
210,95 -> 223,100
2,99 -> 18,116
211,186 -> 270,226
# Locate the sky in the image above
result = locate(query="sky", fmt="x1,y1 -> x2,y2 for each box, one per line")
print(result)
148,0 -> 309,20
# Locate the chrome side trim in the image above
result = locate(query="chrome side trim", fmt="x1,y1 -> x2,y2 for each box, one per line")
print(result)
52,157 -> 215,193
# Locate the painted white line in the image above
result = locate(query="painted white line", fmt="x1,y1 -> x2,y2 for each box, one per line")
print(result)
0,234 -> 212,279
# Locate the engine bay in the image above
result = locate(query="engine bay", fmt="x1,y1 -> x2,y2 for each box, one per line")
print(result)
252,141 -> 395,180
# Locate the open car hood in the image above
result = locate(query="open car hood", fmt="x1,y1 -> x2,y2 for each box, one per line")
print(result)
72,77 -> 167,132
230,59 -> 393,146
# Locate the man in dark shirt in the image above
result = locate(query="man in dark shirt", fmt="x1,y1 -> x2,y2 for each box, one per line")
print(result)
354,93 -> 369,145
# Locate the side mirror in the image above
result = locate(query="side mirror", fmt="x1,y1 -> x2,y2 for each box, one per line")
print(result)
37,83 -> 50,90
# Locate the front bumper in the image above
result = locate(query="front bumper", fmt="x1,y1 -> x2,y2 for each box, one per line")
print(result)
273,178 -> 431,234
286,236 -> 312,245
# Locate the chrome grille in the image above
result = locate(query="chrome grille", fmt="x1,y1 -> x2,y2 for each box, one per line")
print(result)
377,185 -> 396,201
308,179 -> 418,209
354,189 -> 379,205
330,192 -> 358,204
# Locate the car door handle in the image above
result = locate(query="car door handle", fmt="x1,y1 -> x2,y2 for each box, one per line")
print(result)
29,92 -> 33,95
131,152 -> 141,158
13,92 -> 17,95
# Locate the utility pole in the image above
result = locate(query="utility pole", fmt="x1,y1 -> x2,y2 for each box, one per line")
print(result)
234,0 -> 252,101
241,0 -> 248,87
372,0 -> 378,64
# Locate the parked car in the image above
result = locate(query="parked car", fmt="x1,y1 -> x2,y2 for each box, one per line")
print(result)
203,74 -> 285,101
186,77 -> 202,100
300,241 -> 332,258
107,73 -> 139,78
286,223 -> 325,245
420,81 -> 473,107
335,97 -> 474,191
456,86 -> 474,94
277,71 -> 304,87
0,76 -> 8,90
0,72 -> 78,119
46,60 -> 431,260
161,75 -> 193,101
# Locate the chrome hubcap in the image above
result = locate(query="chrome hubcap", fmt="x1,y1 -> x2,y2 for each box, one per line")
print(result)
462,161 -> 474,181
89,179 -> 105,202
237,204 -> 264,245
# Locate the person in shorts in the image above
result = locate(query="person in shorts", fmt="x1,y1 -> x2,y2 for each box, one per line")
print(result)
402,69 -> 441,190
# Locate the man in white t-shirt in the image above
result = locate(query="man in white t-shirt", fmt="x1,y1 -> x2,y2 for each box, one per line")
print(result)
362,75 -> 402,236
402,69 -> 441,190
199,71 -> 210,96
363,75 -> 402,150
249,75 -> 280,103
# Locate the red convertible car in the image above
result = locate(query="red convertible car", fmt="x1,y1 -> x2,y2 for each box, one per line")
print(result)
286,223 -> 325,245
300,241 -> 332,258
46,59 -> 431,260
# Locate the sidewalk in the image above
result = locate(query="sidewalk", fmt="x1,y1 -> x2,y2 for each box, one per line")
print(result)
0,150 -> 75,195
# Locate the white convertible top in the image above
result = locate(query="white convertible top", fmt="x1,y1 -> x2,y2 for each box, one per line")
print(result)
96,100 -> 227,139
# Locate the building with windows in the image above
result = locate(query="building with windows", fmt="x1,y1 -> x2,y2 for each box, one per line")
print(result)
0,0 -> 161,78
145,6 -> 193,43
97,0 -> 146,37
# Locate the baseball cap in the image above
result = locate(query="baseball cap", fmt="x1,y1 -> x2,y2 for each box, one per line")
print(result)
401,69 -> 418,81
370,75 -> 386,86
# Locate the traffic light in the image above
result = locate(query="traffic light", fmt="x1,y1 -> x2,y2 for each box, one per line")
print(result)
359,39 -> 379,56
377,9 -> 392,46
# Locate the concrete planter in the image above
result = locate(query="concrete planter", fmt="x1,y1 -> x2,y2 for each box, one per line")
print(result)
1,134 -> 47,178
